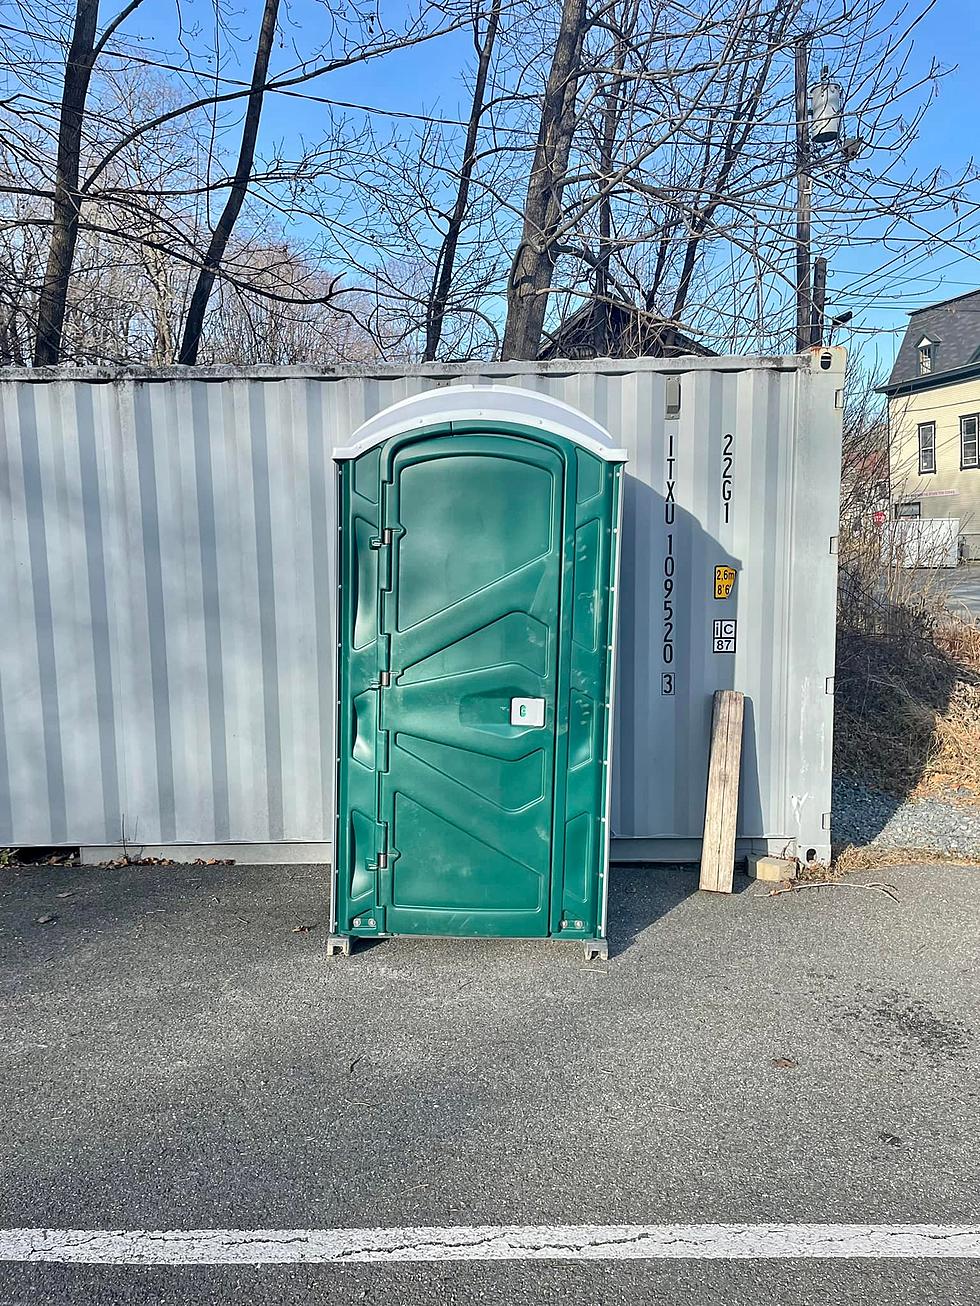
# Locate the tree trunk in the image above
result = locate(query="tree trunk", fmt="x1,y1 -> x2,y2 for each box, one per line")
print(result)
501,0 -> 587,360
644,232 -> 673,313
422,0 -> 501,362
178,0 -> 280,365
594,29 -> 627,356
33,0 -> 101,366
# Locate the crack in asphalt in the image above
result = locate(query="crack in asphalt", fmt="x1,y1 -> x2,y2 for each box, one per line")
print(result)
10,1224 -> 980,1263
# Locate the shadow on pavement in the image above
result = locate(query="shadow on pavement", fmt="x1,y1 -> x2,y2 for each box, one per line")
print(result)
606,863 -> 749,957
0,860 -> 752,968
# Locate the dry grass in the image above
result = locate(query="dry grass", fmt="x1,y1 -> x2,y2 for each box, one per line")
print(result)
835,551 -> 980,802
830,844 -> 980,875
788,845 -> 980,883
766,845 -> 980,890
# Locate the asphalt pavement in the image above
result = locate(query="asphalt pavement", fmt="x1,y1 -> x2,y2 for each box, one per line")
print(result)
1,859 -> 979,1303
928,564 -> 980,618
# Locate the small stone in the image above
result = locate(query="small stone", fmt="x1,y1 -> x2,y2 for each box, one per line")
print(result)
35,914 -> 58,925
747,854 -> 797,882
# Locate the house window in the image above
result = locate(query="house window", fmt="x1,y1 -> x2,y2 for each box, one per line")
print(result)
918,422 -> 936,474
895,501 -> 921,519
961,414 -> 979,469
918,338 -> 936,375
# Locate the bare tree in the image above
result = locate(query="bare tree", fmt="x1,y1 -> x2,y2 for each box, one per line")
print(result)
4,0 -> 979,369
33,0 -> 146,364
0,60 -> 379,366
591,5 -> 633,355
501,0 -> 587,359
423,0 -> 502,361
3,0 -> 471,366
177,0 -> 281,364
661,2 -> 796,335
491,0 -> 980,359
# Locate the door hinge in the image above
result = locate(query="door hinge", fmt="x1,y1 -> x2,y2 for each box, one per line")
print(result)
370,634 -> 392,693
367,821 -> 389,872
372,522 -> 402,597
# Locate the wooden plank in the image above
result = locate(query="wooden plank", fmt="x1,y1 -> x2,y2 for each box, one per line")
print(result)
699,690 -> 745,893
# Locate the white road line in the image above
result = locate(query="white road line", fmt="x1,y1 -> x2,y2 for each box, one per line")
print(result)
2,1225 -> 980,1264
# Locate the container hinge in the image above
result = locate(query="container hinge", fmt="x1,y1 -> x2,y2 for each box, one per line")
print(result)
825,675 -> 835,695
829,535 -> 838,555
370,528 -> 393,550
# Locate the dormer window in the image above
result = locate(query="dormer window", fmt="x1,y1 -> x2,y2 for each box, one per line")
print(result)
917,336 -> 936,375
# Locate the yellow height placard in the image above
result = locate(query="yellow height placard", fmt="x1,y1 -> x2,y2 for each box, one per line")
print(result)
714,565 -> 737,599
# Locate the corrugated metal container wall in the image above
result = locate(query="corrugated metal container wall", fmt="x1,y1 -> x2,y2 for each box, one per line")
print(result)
0,353 -> 844,862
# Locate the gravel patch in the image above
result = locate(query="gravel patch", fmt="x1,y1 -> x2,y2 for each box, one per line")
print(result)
833,776 -> 980,856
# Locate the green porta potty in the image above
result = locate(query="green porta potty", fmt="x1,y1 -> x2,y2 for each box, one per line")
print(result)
328,386 -> 627,959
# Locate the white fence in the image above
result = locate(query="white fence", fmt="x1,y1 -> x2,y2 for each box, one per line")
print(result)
890,518 -> 960,569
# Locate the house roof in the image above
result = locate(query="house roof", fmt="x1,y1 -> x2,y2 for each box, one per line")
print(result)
883,288 -> 980,393
539,299 -> 716,361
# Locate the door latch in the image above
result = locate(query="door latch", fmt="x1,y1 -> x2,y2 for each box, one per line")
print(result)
510,697 -> 546,726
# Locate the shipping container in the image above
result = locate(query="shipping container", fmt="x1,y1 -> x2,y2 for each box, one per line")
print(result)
0,350 -> 845,870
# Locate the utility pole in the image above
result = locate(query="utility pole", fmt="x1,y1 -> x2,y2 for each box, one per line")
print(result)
794,37 -> 812,354
810,255 -> 827,346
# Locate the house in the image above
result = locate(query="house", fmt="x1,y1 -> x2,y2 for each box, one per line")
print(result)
539,298 -> 716,361
880,288 -> 980,560
841,442 -> 890,532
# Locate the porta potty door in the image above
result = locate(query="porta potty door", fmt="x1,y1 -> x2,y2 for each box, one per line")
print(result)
331,386 -> 626,955
381,434 -> 563,937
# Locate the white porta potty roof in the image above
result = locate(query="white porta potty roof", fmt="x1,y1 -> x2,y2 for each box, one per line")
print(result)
333,384 -> 628,462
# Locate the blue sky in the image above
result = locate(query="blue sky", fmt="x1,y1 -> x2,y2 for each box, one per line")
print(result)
821,0 -> 980,368
117,0 -> 979,366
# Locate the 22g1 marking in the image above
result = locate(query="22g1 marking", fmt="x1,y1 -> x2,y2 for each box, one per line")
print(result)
722,432 -> 734,524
